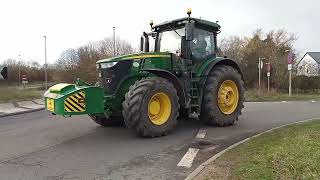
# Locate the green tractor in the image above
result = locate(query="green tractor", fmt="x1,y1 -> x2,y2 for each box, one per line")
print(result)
44,9 -> 244,137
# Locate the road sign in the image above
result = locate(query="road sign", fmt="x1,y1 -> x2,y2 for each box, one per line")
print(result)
0,66 -> 7,80
22,74 -> 27,81
258,60 -> 264,69
266,62 -> 271,72
267,72 -> 270,77
22,74 -> 28,85
287,52 -> 294,64
288,64 -> 292,71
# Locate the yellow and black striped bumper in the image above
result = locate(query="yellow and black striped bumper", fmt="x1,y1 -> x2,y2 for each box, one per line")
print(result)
64,91 -> 86,112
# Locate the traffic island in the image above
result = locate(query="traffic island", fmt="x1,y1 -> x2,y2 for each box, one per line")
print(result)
194,119 -> 320,180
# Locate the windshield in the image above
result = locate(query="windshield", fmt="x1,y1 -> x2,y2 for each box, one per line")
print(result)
158,28 -> 185,53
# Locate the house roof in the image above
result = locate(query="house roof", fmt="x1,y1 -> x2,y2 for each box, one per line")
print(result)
297,52 -> 320,65
307,52 -> 320,64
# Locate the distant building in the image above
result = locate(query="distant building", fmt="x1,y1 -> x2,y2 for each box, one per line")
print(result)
296,52 -> 320,76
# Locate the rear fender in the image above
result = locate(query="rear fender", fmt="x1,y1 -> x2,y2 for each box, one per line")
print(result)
202,58 -> 243,80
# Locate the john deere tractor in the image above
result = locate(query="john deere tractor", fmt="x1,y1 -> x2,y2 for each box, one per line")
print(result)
44,9 -> 244,137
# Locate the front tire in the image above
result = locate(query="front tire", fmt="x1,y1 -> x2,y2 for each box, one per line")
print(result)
122,77 -> 179,137
200,65 -> 244,126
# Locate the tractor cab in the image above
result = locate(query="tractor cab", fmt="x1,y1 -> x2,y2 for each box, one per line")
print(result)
140,9 -> 221,63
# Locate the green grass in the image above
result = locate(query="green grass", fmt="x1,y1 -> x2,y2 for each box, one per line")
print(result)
0,86 -> 43,103
245,90 -> 320,102
202,120 -> 320,180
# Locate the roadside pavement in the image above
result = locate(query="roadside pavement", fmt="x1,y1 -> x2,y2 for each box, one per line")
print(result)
0,99 -> 44,117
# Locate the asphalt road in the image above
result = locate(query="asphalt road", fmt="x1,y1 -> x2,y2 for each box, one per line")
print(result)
1,101 -> 320,180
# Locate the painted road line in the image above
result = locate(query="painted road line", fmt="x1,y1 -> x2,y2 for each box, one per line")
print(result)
195,129 -> 206,139
177,148 -> 200,168
311,100 -> 316,102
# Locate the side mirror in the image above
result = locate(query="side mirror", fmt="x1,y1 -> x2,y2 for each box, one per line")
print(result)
186,22 -> 194,41
140,36 -> 144,52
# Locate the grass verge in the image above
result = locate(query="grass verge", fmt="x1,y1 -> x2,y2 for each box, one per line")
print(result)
0,87 -> 43,103
245,90 -> 320,102
197,120 -> 320,180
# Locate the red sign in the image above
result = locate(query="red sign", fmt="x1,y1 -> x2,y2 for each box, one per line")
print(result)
266,63 -> 271,72
287,52 -> 294,64
22,74 -> 27,81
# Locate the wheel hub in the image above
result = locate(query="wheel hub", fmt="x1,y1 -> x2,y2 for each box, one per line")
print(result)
148,92 -> 172,125
217,80 -> 239,115
149,100 -> 161,115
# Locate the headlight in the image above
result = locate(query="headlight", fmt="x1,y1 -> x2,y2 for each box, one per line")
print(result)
100,62 -> 118,68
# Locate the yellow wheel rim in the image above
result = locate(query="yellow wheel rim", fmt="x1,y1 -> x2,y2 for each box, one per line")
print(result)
148,92 -> 172,125
217,80 -> 239,115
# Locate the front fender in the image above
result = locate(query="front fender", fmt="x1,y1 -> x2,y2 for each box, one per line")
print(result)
141,68 -> 187,108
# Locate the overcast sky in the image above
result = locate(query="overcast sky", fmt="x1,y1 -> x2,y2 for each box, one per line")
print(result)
0,0 -> 318,64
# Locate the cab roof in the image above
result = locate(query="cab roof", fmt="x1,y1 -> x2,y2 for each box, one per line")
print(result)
152,17 -> 221,32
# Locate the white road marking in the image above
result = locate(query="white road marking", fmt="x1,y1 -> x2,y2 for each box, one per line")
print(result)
311,100 -> 316,102
177,148 -> 199,168
281,101 -> 287,102
195,129 -> 206,139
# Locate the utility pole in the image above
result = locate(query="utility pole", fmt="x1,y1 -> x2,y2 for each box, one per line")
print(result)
44,36 -> 48,90
258,57 -> 265,96
113,27 -> 116,56
18,54 -> 21,86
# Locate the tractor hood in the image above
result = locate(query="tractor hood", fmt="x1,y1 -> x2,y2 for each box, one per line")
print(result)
96,52 -> 171,63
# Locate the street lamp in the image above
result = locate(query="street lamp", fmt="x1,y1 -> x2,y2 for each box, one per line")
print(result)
113,27 -> 116,56
18,54 -> 21,86
258,57 -> 266,96
44,36 -> 48,90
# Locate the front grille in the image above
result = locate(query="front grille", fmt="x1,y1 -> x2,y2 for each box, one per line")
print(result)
99,60 -> 133,94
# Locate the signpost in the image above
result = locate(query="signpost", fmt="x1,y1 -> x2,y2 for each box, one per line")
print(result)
22,74 -> 28,88
266,63 -> 271,92
0,66 -> 7,80
287,52 -> 294,97
258,58 -> 265,96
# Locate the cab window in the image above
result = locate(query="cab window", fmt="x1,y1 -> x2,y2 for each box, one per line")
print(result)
158,28 -> 185,53
191,29 -> 215,60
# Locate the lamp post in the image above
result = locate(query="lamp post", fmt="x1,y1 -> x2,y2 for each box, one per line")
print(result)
258,57 -> 266,96
18,54 -> 21,86
113,27 -> 116,56
44,36 -> 48,90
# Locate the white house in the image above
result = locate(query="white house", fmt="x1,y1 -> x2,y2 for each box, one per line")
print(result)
296,52 -> 320,76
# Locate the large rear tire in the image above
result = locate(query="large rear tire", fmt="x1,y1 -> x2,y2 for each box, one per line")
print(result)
200,65 -> 244,126
122,77 -> 179,137
90,115 -> 124,127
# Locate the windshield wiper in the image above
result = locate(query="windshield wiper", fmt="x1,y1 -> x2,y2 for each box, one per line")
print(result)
168,25 -> 181,37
